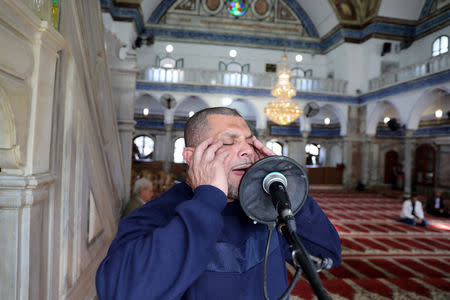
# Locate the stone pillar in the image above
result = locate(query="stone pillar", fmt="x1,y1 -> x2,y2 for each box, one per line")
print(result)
361,136 -> 373,186
299,130 -> 310,166
403,130 -> 415,196
287,140 -> 302,164
163,123 -> 173,171
118,120 -> 136,198
342,137 -> 353,188
108,48 -> 139,206
367,140 -> 380,186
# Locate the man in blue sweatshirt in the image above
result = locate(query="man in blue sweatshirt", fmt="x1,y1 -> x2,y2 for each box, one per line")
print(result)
96,107 -> 341,299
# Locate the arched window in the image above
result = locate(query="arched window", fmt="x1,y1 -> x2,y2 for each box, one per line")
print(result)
305,143 -> 320,166
133,135 -> 154,160
414,144 -> 435,186
266,140 -> 284,156
432,35 -> 448,56
174,138 -> 185,163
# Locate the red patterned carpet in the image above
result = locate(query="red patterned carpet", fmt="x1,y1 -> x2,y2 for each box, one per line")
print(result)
289,190 -> 450,300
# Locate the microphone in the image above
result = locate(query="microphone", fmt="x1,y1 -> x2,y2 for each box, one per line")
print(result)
262,172 -> 295,229
239,156 -> 308,227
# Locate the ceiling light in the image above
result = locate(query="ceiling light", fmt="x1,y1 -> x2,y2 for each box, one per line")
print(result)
384,116 -> 390,124
229,49 -> 237,58
435,109 -> 443,119
324,117 -> 330,125
189,110 -> 195,117
143,108 -> 149,116
295,54 -> 303,62
222,97 -> 233,106
264,55 -> 302,125
165,44 -> 174,53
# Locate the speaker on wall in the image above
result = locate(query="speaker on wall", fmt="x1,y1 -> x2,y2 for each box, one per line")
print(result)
381,42 -> 391,56
387,118 -> 400,131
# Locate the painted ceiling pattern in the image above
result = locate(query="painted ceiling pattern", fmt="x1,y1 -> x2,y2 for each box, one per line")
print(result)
329,0 -> 381,25
160,0 -> 310,39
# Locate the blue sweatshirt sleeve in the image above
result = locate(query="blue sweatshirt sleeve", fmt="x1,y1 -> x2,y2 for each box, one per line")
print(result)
96,185 -> 227,300
281,195 -> 341,268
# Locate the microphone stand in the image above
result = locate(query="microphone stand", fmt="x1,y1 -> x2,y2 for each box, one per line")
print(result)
278,218 -> 331,300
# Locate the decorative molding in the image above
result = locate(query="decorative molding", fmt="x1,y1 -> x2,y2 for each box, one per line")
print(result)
360,70 -> 450,104
136,81 -> 359,103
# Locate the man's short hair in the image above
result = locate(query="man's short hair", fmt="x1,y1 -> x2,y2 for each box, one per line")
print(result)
184,107 -> 243,147
133,178 -> 152,196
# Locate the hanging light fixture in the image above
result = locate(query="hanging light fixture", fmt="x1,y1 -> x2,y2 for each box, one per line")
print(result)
264,55 -> 302,125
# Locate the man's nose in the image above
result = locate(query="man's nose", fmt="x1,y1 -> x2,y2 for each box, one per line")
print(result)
238,141 -> 254,157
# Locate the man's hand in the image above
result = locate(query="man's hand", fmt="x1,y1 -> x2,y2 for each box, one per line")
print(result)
251,136 -> 276,159
186,137 -> 231,196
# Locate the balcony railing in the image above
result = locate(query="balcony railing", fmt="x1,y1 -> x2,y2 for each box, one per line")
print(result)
369,53 -> 449,91
139,68 -> 348,94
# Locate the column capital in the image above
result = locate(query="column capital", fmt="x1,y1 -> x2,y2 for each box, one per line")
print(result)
404,129 -> 415,138
301,130 -> 310,138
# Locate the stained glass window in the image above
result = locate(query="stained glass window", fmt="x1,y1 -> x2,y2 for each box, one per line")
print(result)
227,0 -> 247,17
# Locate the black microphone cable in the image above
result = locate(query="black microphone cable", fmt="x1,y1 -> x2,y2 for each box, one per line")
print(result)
263,227 -> 302,300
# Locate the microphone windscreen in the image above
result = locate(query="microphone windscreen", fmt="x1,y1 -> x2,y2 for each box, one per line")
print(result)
238,156 -> 309,226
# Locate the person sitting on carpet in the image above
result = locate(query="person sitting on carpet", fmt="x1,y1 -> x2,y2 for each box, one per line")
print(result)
123,178 -> 154,217
426,189 -> 449,217
96,107 -> 341,300
398,193 -> 428,226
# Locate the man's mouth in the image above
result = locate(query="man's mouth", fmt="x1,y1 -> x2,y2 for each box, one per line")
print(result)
231,164 -> 252,176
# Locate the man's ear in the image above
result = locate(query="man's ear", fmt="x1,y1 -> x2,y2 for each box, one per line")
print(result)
183,147 -> 195,166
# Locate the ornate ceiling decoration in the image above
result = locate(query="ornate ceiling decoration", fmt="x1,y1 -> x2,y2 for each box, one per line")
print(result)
328,0 -> 381,25
160,0 -> 310,39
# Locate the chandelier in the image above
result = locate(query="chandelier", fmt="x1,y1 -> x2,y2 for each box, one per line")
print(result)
264,55 -> 302,125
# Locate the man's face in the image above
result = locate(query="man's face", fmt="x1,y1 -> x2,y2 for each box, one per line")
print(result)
205,115 -> 259,200
140,184 -> 154,203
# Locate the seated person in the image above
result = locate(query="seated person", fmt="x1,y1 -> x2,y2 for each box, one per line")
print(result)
123,178 -> 154,217
427,189 -> 449,217
398,193 -> 428,226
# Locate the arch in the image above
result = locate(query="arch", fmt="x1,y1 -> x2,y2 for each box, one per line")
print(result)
366,100 -> 401,135
306,103 -> 346,135
407,87 -> 450,130
173,95 -> 209,118
135,93 -> 166,116
227,98 -> 259,122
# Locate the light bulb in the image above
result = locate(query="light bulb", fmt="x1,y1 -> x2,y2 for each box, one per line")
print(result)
435,109 -> 443,119
384,117 -> 390,124
143,108 -> 149,116
166,44 -> 174,53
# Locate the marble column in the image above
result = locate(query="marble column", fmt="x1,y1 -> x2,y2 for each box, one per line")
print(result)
361,135 -> 373,186
342,137 -> 353,188
403,130 -> 415,196
108,50 -> 139,206
163,123 -> 173,171
299,130 -> 310,166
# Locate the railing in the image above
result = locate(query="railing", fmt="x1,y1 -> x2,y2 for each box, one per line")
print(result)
369,53 -> 449,91
139,68 -> 348,94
